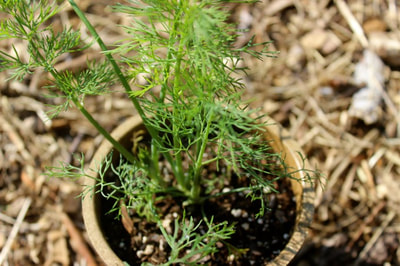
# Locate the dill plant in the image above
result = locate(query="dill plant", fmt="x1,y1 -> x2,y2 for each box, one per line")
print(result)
0,0 -> 314,264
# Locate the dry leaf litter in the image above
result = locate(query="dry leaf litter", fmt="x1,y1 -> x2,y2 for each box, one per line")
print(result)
1,0 -> 400,265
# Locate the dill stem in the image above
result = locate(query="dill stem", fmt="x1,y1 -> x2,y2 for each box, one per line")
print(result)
74,101 -> 137,164
168,2 -> 187,193
191,110 -> 214,201
68,0 -> 180,178
67,0 -> 145,119
25,30 -> 137,165
171,53 -> 186,190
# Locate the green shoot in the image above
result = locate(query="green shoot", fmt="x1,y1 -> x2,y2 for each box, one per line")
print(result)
153,213 -> 235,266
0,0 -> 319,264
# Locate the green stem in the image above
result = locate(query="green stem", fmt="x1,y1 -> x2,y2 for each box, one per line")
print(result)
171,55 -> 185,190
67,0 -> 145,119
149,138 -> 165,187
74,100 -> 137,164
28,32 -> 138,165
191,110 -> 214,201
167,2 -> 187,192
68,0 -> 180,175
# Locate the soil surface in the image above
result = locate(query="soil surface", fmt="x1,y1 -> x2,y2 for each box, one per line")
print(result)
1,0 -> 400,265
100,170 -> 295,265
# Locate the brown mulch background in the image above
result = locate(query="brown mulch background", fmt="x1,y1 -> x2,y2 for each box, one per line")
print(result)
1,0 -> 400,265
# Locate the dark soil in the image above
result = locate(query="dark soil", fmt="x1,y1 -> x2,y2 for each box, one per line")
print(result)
100,176 -> 296,265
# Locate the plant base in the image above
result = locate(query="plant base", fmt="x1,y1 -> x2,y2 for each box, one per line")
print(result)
82,115 -> 315,265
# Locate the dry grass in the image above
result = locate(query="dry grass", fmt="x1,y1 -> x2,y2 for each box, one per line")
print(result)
1,0 -> 400,265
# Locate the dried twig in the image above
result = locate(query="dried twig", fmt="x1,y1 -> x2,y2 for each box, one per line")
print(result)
0,198 -> 32,265
264,0 -> 293,16
61,212 -> 98,266
334,0 -> 369,48
357,160 -> 377,200
346,201 -> 386,252
355,211 -> 396,265
0,115 -> 33,164
338,164 -> 357,206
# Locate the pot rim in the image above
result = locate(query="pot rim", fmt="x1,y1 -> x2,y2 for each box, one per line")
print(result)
82,115 -> 315,266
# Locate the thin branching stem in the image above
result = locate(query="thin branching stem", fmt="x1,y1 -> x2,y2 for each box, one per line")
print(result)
67,0 -> 180,172
67,0 -> 145,118
31,30 -> 138,164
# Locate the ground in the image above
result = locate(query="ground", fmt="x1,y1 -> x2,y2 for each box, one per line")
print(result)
1,0 -> 400,265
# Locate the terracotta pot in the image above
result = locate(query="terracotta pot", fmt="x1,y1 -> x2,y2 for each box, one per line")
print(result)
82,115 -> 315,266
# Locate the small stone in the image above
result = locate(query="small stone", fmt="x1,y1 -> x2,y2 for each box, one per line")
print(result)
222,187 -> 230,193
231,209 -> 242,218
283,233 -> 290,240
136,245 -> 154,258
227,254 -> 235,262
159,238 -> 165,251
162,217 -> 173,234
251,249 -> 262,256
241,223 -> 250,231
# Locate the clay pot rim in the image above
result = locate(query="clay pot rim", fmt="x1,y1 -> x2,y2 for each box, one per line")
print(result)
82,115 -> 315,266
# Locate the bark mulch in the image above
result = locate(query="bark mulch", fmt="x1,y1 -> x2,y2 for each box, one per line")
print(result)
1,0 -> 400,265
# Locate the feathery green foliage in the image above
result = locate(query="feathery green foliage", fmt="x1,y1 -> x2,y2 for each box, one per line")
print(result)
0,0 -> 317,264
